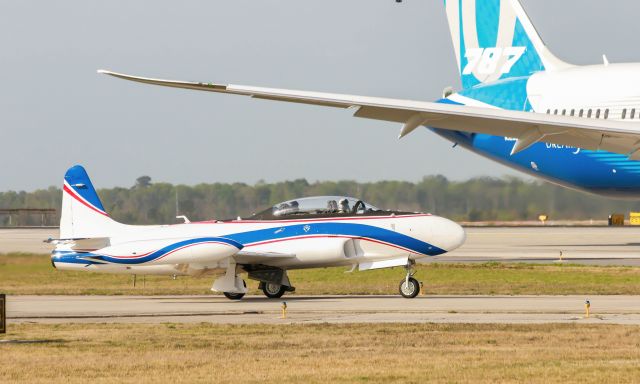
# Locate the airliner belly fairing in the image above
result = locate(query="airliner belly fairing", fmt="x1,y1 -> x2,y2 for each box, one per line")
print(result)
51,166 -> 466,299
99,0 -> 640,197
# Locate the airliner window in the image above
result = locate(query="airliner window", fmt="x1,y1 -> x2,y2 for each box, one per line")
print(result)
570,109 -> 575,117
623,109 -> 627,119
604,109 -> 609,119
546,109 -> 550,114
562,109 -> 566,116
587,109 -> 592,118
632,109 -> 636,119
554,109 -> 558,115
579,109 -> 584,117
596,109 -> 601,119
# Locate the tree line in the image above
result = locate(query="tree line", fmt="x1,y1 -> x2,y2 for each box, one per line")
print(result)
2,175 -> 640,226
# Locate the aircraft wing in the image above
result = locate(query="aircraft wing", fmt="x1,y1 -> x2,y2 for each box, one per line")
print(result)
99,70 -> 640,158
234,251 -> 296,265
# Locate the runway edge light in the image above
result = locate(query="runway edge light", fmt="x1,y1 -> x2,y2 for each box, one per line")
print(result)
585,300 -> 591,319
538,214 -> 549,225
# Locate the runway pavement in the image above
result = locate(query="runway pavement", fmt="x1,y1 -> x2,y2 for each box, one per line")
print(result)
3,227 -> 640,265
435,226 -> 640,265
0,228 -> 57,254
7,295 -> 640,325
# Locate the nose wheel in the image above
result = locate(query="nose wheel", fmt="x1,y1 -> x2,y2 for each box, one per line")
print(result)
399,277 -> 420,298
399,263 -> 421,298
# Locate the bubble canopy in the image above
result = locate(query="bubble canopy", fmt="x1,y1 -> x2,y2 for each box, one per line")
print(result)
249,196 -> 381,220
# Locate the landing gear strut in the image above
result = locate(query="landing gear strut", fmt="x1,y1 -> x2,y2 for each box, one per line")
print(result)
399,262 -> 420,299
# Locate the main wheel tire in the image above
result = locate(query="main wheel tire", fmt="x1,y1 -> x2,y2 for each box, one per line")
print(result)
223,280 -> 247,300
399,277 -> 420,299
223,292 -> 245,300
262,282 -> 287,299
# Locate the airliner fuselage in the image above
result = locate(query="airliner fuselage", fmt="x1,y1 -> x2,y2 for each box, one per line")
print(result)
440,63 -> 640,197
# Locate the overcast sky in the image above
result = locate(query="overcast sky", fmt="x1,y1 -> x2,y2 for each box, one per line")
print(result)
2,0 -> 639,191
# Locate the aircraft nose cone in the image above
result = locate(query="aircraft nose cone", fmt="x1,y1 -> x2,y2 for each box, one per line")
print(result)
431,217 -> 466,252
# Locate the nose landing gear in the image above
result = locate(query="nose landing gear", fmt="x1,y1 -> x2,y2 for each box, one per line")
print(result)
399,262 -> 421,299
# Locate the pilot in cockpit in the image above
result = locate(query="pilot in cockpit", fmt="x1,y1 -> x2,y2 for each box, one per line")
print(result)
339,198 -> 350,213
327,200 -> 338,212
274,202 -> 290,216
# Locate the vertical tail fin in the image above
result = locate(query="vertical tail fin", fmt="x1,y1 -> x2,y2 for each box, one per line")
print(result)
60,165 -> 127,239
444,0 -> 571,89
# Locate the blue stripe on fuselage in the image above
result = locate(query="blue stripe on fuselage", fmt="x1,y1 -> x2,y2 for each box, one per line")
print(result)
52,222 -> 446,266
54,237 -> 242,265
224,222 -> 443,256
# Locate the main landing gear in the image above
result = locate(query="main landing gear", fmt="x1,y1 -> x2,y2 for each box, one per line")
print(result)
223,281 -> 294,300
223,280 -> 247,300
216,263 -> 296,301
399,262 -> 421,299
259,282 -> 287,299
223,291 -> 245,300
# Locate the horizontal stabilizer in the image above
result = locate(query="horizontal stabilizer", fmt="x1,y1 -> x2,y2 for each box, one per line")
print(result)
71,237 -> 110,251
46,237 -> 110,251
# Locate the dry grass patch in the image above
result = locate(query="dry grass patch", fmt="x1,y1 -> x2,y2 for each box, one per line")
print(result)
1,323 -> 640,383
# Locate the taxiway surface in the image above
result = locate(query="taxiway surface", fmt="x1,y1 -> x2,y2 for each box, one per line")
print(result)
7,295 -> 640,325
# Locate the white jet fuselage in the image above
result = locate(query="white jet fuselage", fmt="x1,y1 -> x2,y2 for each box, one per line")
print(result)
53,213 -> 466,277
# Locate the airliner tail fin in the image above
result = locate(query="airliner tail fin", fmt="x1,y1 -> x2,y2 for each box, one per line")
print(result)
444,0 -> 571,89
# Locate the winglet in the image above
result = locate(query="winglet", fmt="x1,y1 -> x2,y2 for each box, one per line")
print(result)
97,69 -> 229,92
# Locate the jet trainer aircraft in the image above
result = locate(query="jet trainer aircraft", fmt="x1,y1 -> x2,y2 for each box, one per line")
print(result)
101,0 -> 640,198
50,166 -> 466,299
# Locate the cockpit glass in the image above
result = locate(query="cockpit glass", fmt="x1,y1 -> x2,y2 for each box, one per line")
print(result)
252,196 -> 380,219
